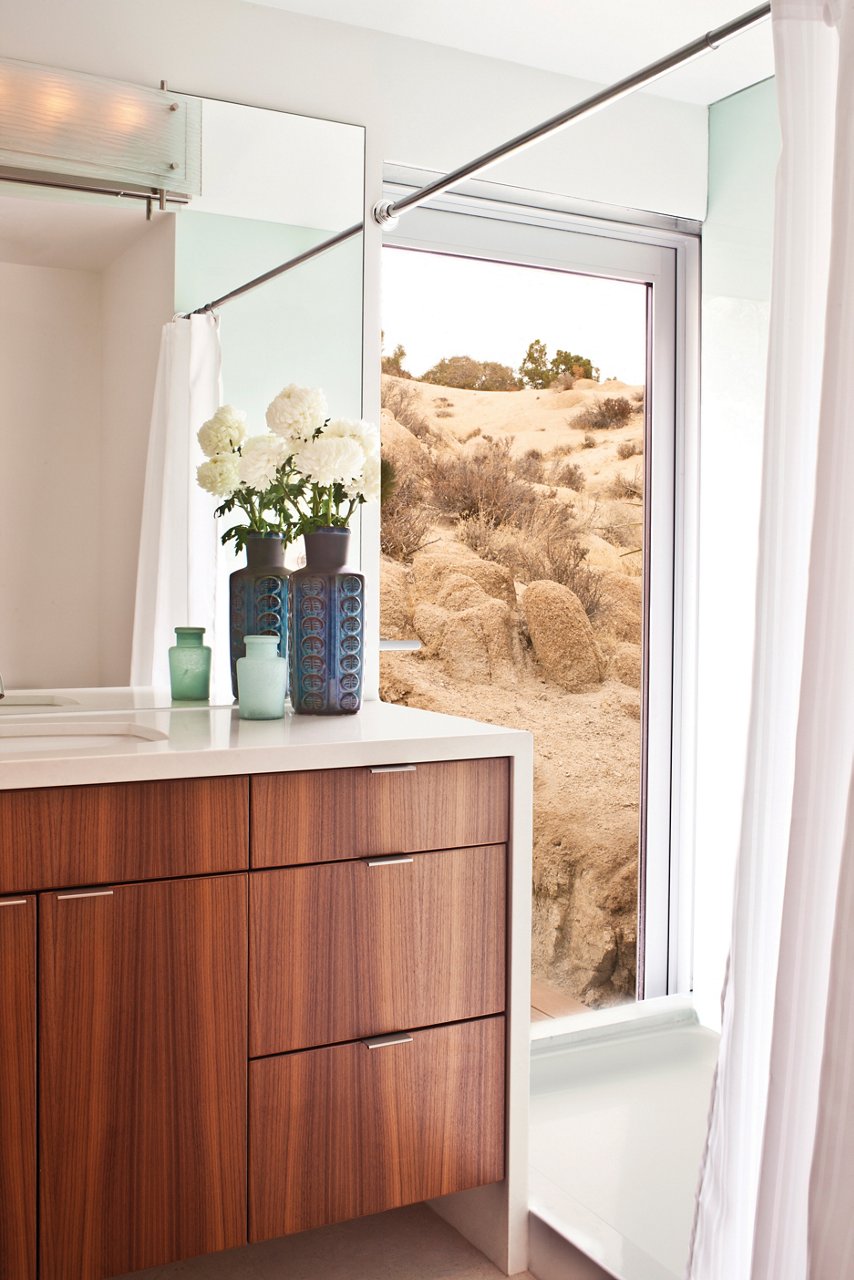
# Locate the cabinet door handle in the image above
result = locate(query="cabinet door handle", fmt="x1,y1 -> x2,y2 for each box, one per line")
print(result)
364,856 -> 414,868
0,898 -> 27,907
56,889 -> 114,900
362,1033 -> 414,1050
369,764 -> 417,774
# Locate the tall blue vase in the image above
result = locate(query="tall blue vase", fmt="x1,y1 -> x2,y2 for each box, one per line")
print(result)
229,534 -> 289,698
289,528 -> 364,715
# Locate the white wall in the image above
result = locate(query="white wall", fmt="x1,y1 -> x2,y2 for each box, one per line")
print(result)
0,262 -> 103,687
100,215 -> 176,684
693,78 -> 780,1028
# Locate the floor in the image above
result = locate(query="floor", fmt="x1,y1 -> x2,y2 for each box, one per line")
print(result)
529,1020 -> 718,1280
119,1204 -> 535,1280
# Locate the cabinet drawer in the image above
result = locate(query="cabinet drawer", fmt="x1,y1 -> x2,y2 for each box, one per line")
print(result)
250,844 -> 505,1055
251,757 -> 510,867
0,777 -> 248,894
249,1016 -> 505,1240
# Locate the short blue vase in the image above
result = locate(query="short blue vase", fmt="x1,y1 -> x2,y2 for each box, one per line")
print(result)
289,528 -> 364,715
229,534 -> 289,698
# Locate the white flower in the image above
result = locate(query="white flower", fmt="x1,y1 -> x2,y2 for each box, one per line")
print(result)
238,434 -> 289,490
346,449 -> 380,503
324,417 -> 380,457
197,405 -> 246,458
197,453 -> 240,498
266,385 -> 328,445
293,435 -> 365,487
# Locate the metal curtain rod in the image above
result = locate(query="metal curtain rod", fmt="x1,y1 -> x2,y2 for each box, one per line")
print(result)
188,1 -> 770,316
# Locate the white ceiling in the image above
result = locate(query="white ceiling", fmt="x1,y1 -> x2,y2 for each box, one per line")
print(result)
249,0 -> 774,105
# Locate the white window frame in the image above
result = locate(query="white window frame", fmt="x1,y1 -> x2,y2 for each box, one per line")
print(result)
379,167 -> 700,1003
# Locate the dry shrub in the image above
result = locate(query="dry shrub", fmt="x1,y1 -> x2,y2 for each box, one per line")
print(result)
550,372 -> 576,390
551,461 -> 585,491
435,409 -> 454,418
549,442 -> 576,458
575,396 -> 635,430
381,463 -> 433,562
381,379 -> 432,440
460,503 -> 604,621
608,465 -> 644,501
581,434 -> 597,449
515,448 -> 546,483
616,440 -> 642,460
428,438 -> 538,527
632,390 -> 645,406
460,427 -> 482,443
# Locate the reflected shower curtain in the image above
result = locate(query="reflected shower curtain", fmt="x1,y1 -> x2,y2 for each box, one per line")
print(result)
131,312 -> 223,693
689,2 -> 854,1278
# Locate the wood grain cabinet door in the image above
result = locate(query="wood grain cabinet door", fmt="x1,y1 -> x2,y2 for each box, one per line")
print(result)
39,875 -> 248,1280
250,845 -> 506,1055
0,896 -> 36,1280
251,758 -> 510,866
249,1016 -> 505,1240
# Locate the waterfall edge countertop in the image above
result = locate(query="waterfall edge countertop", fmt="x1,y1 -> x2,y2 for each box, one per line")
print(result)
0,694 -> 531,790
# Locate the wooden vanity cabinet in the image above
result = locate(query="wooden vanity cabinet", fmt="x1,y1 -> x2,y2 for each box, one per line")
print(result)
0,754 -> 511,1279
0,895 -> 36,1280
39,875 -> 248,1280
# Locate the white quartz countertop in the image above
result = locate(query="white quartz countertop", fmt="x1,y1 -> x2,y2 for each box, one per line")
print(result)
0,695 -> 530,790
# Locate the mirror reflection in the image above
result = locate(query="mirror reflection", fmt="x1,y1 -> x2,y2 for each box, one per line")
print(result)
0,92 -> 365,699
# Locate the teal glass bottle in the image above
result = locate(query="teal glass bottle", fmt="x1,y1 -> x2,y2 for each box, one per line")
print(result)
236,634 -> 287,720
168,627 -> 211,701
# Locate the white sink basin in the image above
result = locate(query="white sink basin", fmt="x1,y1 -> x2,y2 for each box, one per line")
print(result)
0,694 -> 80,710
0,721 -> 168,753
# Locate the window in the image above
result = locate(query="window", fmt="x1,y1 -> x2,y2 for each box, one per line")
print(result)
378,177 -> 699,1012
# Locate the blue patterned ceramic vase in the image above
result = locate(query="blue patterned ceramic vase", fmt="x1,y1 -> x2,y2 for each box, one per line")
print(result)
289,528 -> 364,715
229,534 -> 289,698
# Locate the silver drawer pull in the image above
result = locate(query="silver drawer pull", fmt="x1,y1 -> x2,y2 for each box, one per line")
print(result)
362,1033 -> 414,1050
365,856 -> 414,868
56,889 -> 114,900
369,764 -> 417,774
0,898 -> 27,907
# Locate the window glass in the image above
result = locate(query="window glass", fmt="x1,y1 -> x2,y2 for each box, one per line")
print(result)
380,244 -> 649,1012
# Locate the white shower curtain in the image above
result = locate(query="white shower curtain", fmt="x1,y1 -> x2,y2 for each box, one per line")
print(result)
689,2 -> 854,1277
130,312 -> 223,693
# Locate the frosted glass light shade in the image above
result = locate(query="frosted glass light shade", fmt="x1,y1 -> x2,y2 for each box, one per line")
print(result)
0,58 -> 201,196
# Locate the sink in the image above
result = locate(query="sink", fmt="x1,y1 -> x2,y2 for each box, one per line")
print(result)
0,721 -> 168,753
0,694 -> 80,710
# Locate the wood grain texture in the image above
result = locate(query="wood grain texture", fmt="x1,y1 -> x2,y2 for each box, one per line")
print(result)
0,896 -> 36,1280
249,1016 -> 505,1240
0,776 -> 248,894
250,845 -> 506,1055
39,875 -> 248,1280
251,757 -> 510,867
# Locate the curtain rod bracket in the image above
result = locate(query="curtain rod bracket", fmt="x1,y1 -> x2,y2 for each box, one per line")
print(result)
372,199 -> 400,229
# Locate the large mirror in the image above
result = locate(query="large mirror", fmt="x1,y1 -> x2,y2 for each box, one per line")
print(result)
0,88 -> 364,696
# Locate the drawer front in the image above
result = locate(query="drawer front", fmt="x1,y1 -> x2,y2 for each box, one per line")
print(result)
251,757 -> 510,867
0,777 -> 248,894
250,845 -> 506,1055
249,1016 -> 505,1240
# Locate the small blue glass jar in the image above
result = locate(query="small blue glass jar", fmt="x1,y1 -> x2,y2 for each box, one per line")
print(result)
236,634 -> 287,720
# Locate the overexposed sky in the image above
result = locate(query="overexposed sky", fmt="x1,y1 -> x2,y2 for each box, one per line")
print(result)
382,246 -> 648,385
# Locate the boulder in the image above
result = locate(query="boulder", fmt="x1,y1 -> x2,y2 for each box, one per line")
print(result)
522,580 -> 604,692
610,641 -> 642,689
380,409 -> 429,471
435,572 -> 491,613
412,544 -> 516,608
435,597 -> 521,686
597,570 -> 643,645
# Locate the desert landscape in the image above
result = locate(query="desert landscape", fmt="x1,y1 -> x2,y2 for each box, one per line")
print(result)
379,368 -> 645,1008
